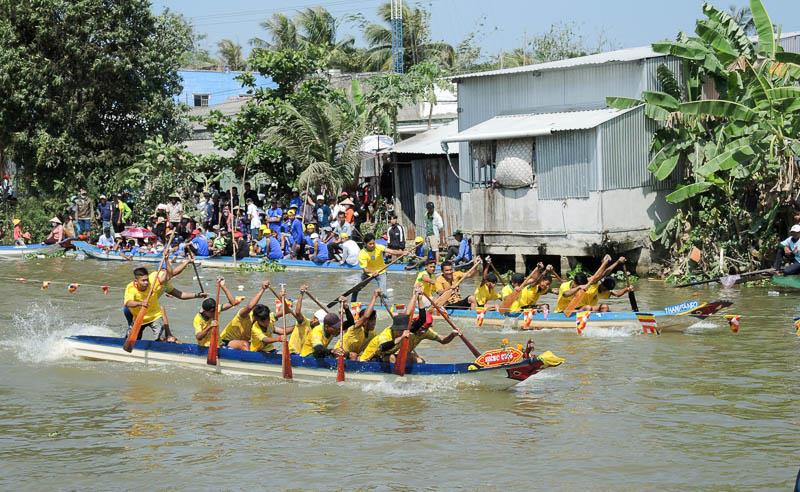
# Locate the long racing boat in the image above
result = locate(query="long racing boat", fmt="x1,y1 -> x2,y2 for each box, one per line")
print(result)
72,241 -> 419,273
0,243 -> 61,257
376,299 -> 734,333
65,335 -> 564,390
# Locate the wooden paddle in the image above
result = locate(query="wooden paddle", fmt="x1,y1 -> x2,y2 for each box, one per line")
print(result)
563,286 -> 587,318
394,292 -> 417,376
420,291 -> 481,357
674,268 -> 774,288
623,265 -> 638,312
304,290 -> 330,314
123,231 -> 175,352
207,280 -> 221,366
336,300 -> 346,382
432,259 -> 481,307
326,251 -> 409,308
378,292 -> 395,320
189,252 -> 204,293
280,285 -> 292,380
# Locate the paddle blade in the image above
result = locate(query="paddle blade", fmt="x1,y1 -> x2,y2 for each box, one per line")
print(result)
281,339 -> 292,379
336,354 -> 346,382
122,308 -> 147,352
394,337 -> 410,376
563,288 -> 586,318
206,330 -> 219,366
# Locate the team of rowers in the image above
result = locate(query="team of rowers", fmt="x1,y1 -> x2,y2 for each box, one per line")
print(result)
121,251 -> 633,362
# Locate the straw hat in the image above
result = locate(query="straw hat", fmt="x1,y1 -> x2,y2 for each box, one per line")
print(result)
339,198 -> 355,206
12,218 -> 20,226
50,217 -> 62,224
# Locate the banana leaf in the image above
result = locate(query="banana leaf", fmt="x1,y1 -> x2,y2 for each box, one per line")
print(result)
666,182 -> 713,203
652,40 -> 707,61
701,3 -> 754,58
766,86 -> 800,101
695,141 -> 754,177
695,21 -> 738,60
642,91 -> 680,110
775,52 -> 800,65
749,0 -> 775,58
644,104 -> 670,121
679,100 -> 757,122
653,154 -> 680,181
605,97 -> 642,109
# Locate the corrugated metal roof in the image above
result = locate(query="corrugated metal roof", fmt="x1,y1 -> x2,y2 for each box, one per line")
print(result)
391,120 -> 459,155
443,107 -> 638,143
453,46 -> 661,81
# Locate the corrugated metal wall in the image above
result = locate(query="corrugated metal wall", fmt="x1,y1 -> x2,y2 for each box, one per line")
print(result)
780,34 -> 800,53
395,163 -> 416,234
537,130 -> 596,200
412,158 -> 461,238
599,106 -> 652,190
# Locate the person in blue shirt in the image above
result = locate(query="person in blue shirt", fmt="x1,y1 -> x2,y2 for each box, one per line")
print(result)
266,199 -> 283,234
254,225 -> 269,255
265,230 -> 283,260
308,233 -> 329,264
447,230 -> 473,265
287,209 -> 304,257
281,232 -> 294,257
97,195 -> 112,230
303,223 -> 317,246
314,195 -> 331,228
773,224 -> 800,275
189,229 -> 210,256
289,189 -> 303,210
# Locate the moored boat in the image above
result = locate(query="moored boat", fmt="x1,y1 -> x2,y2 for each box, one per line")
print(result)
72,241 -> 420,273
65,335 -> 560,389
0,243 -> 60,257
770,275 -> 800,290
376,299 -> 734,333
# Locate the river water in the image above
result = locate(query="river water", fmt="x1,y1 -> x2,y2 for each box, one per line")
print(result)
0,257 -> 797,490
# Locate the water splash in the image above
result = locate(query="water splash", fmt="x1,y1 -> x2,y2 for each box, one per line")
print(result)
4,301 -> 116,363
360,376 -> 465,396
580,325 -> 638,338
685,321 -> 720,333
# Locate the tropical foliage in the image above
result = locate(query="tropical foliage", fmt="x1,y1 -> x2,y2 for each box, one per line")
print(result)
607,0 -> 800,281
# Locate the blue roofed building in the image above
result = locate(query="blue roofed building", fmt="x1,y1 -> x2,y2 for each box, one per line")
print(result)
176,70 -> 276,108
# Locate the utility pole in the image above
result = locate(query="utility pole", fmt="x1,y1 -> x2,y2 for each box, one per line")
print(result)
391,0 -> 404,73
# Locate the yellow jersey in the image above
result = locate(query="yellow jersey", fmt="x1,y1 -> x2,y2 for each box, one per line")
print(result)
434,272 -> 465,303
334,325 -> 374,354
415,271 -> 436,297
220,309 -> 253,342
288,317 -> 311,354
358,326 -> 395,361
358,244 -> 387,273
123,271 -> 171,325
474,283 -> 500,306
500,285 -> 524,312
193,312 -> 216,347
555,282 -> 597,312
299,324 -> 333,357
250,314 -> 277,353
520,285 -> 543,307
404,328 -> 440,353
584,285 -> 610,306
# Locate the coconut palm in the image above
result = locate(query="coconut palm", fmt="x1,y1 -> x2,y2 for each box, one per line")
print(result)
251,13 -> 300,50
217,39 -> 246,71
364,1 -> 455,71
261,98 -> 366,192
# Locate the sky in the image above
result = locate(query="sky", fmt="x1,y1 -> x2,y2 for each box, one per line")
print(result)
151,0 -> 800,59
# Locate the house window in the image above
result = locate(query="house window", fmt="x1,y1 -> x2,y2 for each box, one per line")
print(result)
193,94 -> 209,107
470,140 -> 496,187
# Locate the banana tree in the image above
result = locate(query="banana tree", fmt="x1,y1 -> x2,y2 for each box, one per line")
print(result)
607,0 -> 800,278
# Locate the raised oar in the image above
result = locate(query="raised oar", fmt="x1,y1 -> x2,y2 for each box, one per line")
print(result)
189,251 -> 204,294
378,292 -> 395,320
207,280 -> 221,366
420,291 -> 481,357
394,292 -> 417,377
336,300 -> 346,382
623,265 -> 639,312
674,268 -> 774,288
326,252 -> 409,308
123,231 -> 175,352
304,290 -> 330,314
279,284 -> 292,380
563,286 -> 587,318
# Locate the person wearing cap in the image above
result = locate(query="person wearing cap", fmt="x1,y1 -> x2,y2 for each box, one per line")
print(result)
331,210 -> 353,238
189,228 -> 210,256
307,232 -> 330,264
339,197 -> 356,225
422,201 -> 445,263
774,224 -> 800,275
404,236 -> 429,271
123,259 -> 207,342
265,229 -> 283,260
253,225 -> 269,255
166,194 -> 183,228
194,278 -> 239,347
334,288 -> 381,359
303,222 -> 316,244
12,218 -> 31,246
446,230 -> 473,266
332,192 -> 348,219
314,194 -> 331,228
97,195 -> 112,231
289,188 -> 303,210
218,281 -> 271,351
97,228 -> 115,249
354,233 -> 406,302
287,208 -> 305,258
299,302 -> 354,358
43,217 -> 64,245
266,198 -> 283,235
339,231 -> 360,267
74,188 -> 94,236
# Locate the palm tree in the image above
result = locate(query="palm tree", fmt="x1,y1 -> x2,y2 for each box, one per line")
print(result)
261,98 -> 366,192
252,13 -> 300,50
364,1 -> 455,71
217,39 -> 246,70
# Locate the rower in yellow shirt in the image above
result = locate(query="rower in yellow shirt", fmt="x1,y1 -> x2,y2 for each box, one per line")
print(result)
354,233 -> 406,303
299,310 -> 344,357
584,276 -> 634,312
286,284 -> 320,355
193,278 -> 240,347
250,285 -> 292,354
474,272 -> 501,308
555,255 -> 626,312
219,281 -> 271,350
433,258 -> 482,309
415,259 -> 437,305
334,289 -> 381,359
123,258 -> 205,342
